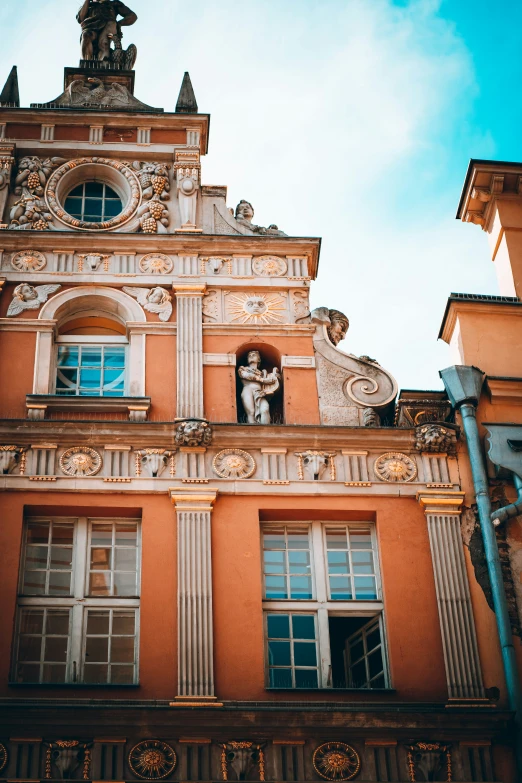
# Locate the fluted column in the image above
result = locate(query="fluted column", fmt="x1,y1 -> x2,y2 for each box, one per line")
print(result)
173,285 -> 206,419
170,487 -> 218,700
417,491 -> 485,701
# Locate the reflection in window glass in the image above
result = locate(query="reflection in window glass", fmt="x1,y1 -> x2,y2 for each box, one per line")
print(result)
64,181 -> 122,223
325,528 -> 378,600
22,521 -> 74,596
346,617 -> 386,688
262,526 -> 312,599
83,609 -> 136,684
56,345 -> 126,397
267,613 -> 318,689
88,521 -> 138,597
16,608 -> 70,683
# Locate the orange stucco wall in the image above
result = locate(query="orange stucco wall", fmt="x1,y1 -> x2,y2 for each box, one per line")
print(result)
146,335 -> 177,420
0,331 -> 36,418
452,310 -> 522,376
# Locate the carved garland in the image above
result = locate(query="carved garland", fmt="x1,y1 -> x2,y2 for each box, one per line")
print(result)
46,158 -> 141,231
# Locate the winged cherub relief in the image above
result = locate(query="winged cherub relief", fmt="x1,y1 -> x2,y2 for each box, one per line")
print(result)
123,286 -> 172,322
7,284 -> 61,317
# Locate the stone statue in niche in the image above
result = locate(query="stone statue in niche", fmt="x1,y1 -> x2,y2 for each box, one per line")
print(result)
77,0 -> 138,65
235,200 -> 286,236
238,350 -> 281,425
311,307 -> 349,346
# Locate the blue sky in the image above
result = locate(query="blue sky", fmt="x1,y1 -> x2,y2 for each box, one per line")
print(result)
0,0 -> 518,389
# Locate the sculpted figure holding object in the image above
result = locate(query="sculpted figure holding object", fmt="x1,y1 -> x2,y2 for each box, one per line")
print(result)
77,0 -> 137,62
238,350 -> 281,425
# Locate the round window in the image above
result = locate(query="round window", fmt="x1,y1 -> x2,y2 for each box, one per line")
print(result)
64,181 -> 123,223
45,157 -> 141,231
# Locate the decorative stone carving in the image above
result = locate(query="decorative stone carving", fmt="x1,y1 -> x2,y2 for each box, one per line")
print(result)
176,164 -> 199,229
52,77 -> 152,109
252,255 -> 288,277
139,253 -> 174,274
227,292 -> 286,325
128,740 -> 177,780
362,407 -> 380,427
60,447 -> 102,477
45,741 -> 91,781
219,742 -> 265,782
201,256 -> 231,275
175,419 -> 213,447
311,307 -> 397,425
7,283 -> 61,317
132,162 -> 170,201
123,286 -> 172,321
312,742 -> 361,781
296,451 -> 336,481
375,452 -> 417,483
77,253 -> 110,272
238,351 -> 281,424
77,0 -> 138,64
9,156 -> 67,230
405,743 -> 452,783
0,147 -> 15,192
312,742 -> 361,782
0,445 -> 27,475
311,306 -> 349,346
414,424 -> 455,455
0,744 -> 7,775
135,449 -> 175,478
202,289 -> 220,322
46,158 -> 141,232
292,290 -> 311,323
234,200 -> 286,236
395,392 -> 452,428
213,449 -> 256,479
11,250 -> 47,272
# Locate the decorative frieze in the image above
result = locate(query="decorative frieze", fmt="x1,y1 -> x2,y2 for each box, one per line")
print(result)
30,443 -> 57,476
135,449 -> 175,478
213,449 -> 256,479
0,445 -> 27,475
261,448 -> 289,484
59,447 -> 102,477
374,452 -> 417,483
175,419 -> 213,447
180,447 -> 208,483
296,451 -> 336,481
11,250 -> 47,272
104,445 -> 131,478
342,450 -> 370,485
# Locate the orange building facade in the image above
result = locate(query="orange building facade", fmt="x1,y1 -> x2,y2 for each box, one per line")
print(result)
0,8 -> 521,783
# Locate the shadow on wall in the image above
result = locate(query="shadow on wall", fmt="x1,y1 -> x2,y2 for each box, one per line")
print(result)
235,344 -> 283,425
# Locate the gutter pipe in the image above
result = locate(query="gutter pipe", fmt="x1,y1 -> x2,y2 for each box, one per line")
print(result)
492,474 -> 522,527
440,366 -> 522,778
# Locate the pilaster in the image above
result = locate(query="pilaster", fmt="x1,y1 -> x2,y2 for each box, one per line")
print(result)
169,487 -> 219,700
0,142 -> 15,224
417,491 -> 485,701
173,285 -> 206,419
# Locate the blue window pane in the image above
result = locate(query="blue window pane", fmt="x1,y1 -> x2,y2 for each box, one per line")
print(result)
269,668 -> 292,688
105,185 -> 119,198
85,182 -> 104,197
268,641 -> 291,666
84,198 -> 103,217
294,642 -> 316,667
328,551 -> 349,574
354,576 -> 377,599
326,531 -> 347,549
288,550 -> 310,573
263,532 -> 285,549
289,576 -> 312,599
57,347 -> 79,367
329,576 -> 352,600
292,615 -> 315,640
104,199 -> 122,218
56,369 -> 78,389
350,532 -> 372,549
68,185 -> 84,197
104,348 -> 125,368
267,614 -> 289,639
80,369 -> 101,388
295,669 -> 318,688
287,532 -> 309,549
265,576 -> 287,599
103,369 -> 125,385
264,551 -> 285,574
80,348 -> 102,367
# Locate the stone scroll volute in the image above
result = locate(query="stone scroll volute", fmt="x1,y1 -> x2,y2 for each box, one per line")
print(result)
311,307 -> 398,426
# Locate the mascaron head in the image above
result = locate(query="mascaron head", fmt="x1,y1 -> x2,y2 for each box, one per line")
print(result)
327,309 -> 349,346
235,200 -> 254,221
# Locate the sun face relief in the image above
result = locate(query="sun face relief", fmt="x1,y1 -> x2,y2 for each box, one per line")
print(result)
227,292 -> 286,324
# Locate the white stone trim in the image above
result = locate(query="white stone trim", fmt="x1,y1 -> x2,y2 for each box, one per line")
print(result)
174,286 -> 205,418
137,127 -> 151,145
281,355 -> 316,369
40,124 -> 55,142
342,450 -> 369,483
89,125 -> 104,144
186,129 -> 200,146
202,353 -> 236,366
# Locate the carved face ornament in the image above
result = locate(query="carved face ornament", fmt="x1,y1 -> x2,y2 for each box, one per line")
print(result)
228,292 -> 285,324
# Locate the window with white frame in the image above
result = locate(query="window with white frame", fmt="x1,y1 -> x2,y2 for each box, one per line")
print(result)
55,341 -> 126,397
262,522 -> 388,690
13,517 -> 140,685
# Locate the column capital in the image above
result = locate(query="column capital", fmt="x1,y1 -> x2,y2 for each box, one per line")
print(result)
417,490 -> 466,515
169,486 -> 218,511
172,284 -> 206,296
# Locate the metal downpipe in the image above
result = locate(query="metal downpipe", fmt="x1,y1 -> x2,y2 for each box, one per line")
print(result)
459,403 -> 522,774
492,473 -> 522,527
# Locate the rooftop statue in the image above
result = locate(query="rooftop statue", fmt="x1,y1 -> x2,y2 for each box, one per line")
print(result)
235,200 -> 286,236
77,0 -> 138,66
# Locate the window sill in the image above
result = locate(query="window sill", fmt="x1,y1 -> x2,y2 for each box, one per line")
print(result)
26,394 -> 151,422
265,687 -> 395,693
9,682 -> 140,688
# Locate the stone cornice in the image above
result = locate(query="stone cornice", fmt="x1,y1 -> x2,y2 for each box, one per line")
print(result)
169,486 -> 218,511
486,376 -> 522,405
416,490 -> 466,515
439,294 -> 522,343
203,323 -> 316,336
456,158 -> 522,230
0,318 -> 55,332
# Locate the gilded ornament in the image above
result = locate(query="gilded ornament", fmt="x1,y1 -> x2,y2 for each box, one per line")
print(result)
312,742 -> 361,781
252,255 -> 288,277
406,743 -> 452,783
11,250 -> 47,272
0,743 -> 7,774
60,447 -> 102,477
213,449 -> 256,479
227,292 -> 286,324
374,452 -> 417,483
414,424 -> 455,455
139,253 -> 174,275
128,740 -> 177,780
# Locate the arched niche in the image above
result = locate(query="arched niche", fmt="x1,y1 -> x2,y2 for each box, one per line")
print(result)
34,286 -> 146,396
235,342 -> 284,424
